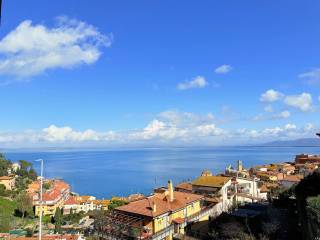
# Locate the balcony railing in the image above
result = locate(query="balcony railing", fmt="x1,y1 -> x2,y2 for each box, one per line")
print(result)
185,206 -> 214,223
151,224 -> 174,240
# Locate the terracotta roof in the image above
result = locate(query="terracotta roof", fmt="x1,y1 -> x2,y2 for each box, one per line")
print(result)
192,176 -> 231,188
64,196 -> 78,205
172,217 -> 185,224
13,234 -> 80,240
0,176 -> 14,180
116,191 -> 203,218
175,182 -> 192,192
282,174 -> 304,182
259,184 -> 270,193
92,199 -> 110,206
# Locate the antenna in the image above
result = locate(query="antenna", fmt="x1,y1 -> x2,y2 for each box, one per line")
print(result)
0,0 -> 2,25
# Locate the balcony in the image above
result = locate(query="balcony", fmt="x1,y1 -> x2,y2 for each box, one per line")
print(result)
151,225 -> 174,240
185,206 -> 214,223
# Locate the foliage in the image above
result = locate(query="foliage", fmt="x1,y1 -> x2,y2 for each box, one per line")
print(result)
15,192 -> 33,219
305,195 -> 320,238
0,197 -> 17,232
295,171 -> 320,240
0,184 -> 9,197
108,199 -> 128,211
0,154 -> 12,176
43,182 -> 52,190
62,211 -> 84,224
16,160 -> 37,181
53,208 -> 63,233
306,195 -> 320,221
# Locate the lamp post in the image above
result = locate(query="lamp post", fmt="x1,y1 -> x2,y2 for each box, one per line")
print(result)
35,159 -> 44,240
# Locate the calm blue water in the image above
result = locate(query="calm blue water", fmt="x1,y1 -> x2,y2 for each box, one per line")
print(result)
3,147 -> 320,199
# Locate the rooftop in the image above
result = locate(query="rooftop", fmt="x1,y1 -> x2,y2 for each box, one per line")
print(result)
0,175 -> 14,180
192,176 -> 231,188
282,174 -> 304,182
116,191 -> 203,218
175,182 -> 192,192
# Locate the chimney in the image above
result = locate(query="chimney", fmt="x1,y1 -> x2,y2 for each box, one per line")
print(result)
168,180 -> 174,202
152,201 -> 157,213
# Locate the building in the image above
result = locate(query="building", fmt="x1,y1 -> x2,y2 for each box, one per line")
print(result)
5,234 -> 85,240
279,174 -> 304,188
63,195 -> 110,214
0,175 -> 15,190
295,154 -> 320,164
192,174 -> 265,215
175,182 -> 192,193
192,175 -> 233,213
109,180 -> 211,240
255,171 -> 283,182
277,163 -> 295,175
225,160 -> 250,178
28,179 -> 70,216
295,163 -> 319,176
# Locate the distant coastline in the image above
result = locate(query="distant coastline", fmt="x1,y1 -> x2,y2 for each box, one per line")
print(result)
0,138 -> 319,152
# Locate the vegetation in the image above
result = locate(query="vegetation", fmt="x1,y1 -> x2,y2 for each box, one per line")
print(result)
15,192 -> 34,219
295,170 -> 320,240
0,197 -> 17,232
53,208 -> 63,233
108,199 -> 127,210
0,153 -> 12,176
0,154 -> 38,233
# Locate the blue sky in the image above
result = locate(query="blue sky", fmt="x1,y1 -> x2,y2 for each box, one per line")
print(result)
0,0 -> 319,147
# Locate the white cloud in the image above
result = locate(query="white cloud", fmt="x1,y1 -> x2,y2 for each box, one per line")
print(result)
260,89 -> 283,102
42,125 -> 100,142
0,16 -> 111,79
240,123 -> 312,140
215,64 -> 232,74
299,68 -> 320,85
284,92 -> 313,112
273,110 -> 291,119
158,110 -> 214,127
195,124 -> 225,137
177,76 -> 208,90
264,105 -> 273,113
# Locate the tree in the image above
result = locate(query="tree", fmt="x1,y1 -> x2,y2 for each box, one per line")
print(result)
19,160 -> 32,171
306,195 -> 320,238
108,199 -> 127,211
0,154 -> 11,176
54,208 -> 63,233
15,192 -> 33,220
0,184 -> 7,196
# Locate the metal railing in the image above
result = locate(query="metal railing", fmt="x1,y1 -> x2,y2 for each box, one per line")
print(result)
151,224 -> 174,240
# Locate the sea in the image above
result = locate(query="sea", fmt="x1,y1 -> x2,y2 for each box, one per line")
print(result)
3,146 -> 320,199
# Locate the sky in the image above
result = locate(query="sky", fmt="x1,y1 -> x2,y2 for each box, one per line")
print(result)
0,0 -> 319,147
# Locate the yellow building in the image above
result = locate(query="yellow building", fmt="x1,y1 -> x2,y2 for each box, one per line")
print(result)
28,180 -> 70,216
114,180 -> 211,240
0,175 -> 15,190
256,172 -> 278,182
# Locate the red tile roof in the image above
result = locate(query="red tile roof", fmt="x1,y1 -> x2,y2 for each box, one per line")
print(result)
0,176 -> 14,180
175,182 -> 192,192
116,191 -> 203,218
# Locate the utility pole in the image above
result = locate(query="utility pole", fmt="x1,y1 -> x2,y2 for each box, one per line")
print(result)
35,159 -> 44,240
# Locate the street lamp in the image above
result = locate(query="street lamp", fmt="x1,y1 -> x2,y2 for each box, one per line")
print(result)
35,159 -> 44,240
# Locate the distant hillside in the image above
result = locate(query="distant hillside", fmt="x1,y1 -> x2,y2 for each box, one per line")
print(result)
263,138 -> 320,147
